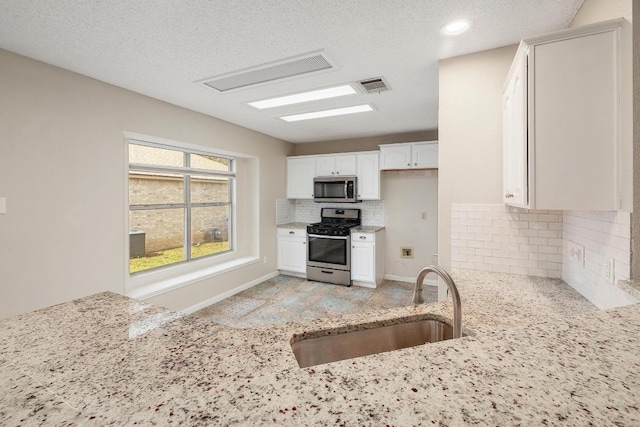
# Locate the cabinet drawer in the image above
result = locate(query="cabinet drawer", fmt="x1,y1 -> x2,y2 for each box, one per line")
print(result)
352,232 -> 374,243
277,228 -> 306,238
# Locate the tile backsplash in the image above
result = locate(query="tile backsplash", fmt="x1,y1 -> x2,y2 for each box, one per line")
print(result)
276,199 -> 385,226
451,203 -> 635,309
451,204 -> 562,278
562,210 -> 634,309
275,199 -> 294,225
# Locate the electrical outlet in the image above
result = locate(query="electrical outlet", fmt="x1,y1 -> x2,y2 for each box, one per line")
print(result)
263,256 -> 268,264
401,247 -> 414,259
567,241 -> 585,268
421,212 -> 427,220
604,256 -> 614,283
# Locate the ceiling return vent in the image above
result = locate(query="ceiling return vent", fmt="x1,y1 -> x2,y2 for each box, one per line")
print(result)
199,52 -> 334,93
357,77 -> 390,94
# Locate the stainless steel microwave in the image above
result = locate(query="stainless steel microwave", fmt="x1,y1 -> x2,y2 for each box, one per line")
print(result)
313,176 -> 359,203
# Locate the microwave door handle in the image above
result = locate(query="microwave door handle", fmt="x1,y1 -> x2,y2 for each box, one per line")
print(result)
344,182 -> 348,198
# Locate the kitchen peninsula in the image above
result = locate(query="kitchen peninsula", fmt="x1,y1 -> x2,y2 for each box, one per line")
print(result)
1,270 -> 639,425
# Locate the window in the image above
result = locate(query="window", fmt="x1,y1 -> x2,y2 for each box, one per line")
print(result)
128,139 -> 234,274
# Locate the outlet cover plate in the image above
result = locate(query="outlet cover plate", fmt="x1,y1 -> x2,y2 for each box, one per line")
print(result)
567,241 -> 585,268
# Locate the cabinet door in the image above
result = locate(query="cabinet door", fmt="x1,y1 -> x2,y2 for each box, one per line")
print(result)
287,157 -> 315,199
351,242 -> 374,282
532,30 -> 617,210
412,142 -> 438,168
277,237 -> 306,273
380,145 -> 412,170
335,154 -> 357,175
315,156 -> 336,177
502,50 -> 528,208
356,153 -> 380,200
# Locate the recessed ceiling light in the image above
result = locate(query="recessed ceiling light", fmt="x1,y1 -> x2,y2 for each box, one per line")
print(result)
280,105 -> 374,122
441,19 -> 472,36
248,85 -> 357,109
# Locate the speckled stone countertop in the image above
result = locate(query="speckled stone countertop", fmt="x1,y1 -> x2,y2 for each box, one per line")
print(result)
352,225 -> 385,233
618,279 -> 640,301
2,270 -> 640,425
276,222 -> 309,230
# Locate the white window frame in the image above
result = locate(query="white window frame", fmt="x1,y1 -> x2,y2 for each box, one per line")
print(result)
124,133 -> 258,300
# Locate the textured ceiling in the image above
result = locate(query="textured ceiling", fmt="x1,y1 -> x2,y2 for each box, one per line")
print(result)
0,0 -> 585,143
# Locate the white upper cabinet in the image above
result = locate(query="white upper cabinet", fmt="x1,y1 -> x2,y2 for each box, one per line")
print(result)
379,145 -> 411,169
412,142 -> 438,168
379,141 -> 438,170
356,152 -> 380,200
315,154 -> 357,176
286,156 -> 315,199
287,152 -> 380,200
503,50 -> 528,208
503,19 -> 624,210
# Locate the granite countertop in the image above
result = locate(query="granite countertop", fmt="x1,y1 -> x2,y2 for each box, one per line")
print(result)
276,222 -> 309,230
2,270 -> 640,425
352,225 -> 385,233
276,223 -> 385,233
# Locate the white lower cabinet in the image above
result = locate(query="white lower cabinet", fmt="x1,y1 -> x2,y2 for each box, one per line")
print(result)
350,230 -> 385,287
277,228 -> 306,274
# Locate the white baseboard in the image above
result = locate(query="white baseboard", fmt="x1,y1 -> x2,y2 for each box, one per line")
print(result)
180,271 -> 279,315
278,270 -> 307,279
352,280 -> 376,289
384,274 -> 438,287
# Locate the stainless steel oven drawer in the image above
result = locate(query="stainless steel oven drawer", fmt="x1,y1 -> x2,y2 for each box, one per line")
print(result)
306,266 -> 351,287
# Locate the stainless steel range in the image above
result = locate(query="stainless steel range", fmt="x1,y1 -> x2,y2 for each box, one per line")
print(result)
306,208 -> 361,286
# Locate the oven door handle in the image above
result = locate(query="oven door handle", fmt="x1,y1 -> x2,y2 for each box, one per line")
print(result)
307,234 -> 349,240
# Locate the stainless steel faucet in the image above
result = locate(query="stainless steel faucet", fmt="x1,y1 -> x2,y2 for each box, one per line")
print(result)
413,265 -> 462,338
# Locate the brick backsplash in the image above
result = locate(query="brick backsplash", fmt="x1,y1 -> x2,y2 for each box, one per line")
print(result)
451,204 -> 562,278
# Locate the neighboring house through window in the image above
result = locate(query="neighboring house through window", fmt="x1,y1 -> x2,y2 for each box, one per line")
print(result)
127,139 -> 235,274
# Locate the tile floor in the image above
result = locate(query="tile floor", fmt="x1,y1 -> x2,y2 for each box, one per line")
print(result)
192,275 -> 439,328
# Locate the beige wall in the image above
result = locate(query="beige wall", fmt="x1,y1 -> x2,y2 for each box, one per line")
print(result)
570,0 -> 631,27
0,49 -> 292,318
437,45 -> 519,274
634,0 -> 640,280
293,130 -> 438,155
382,170 -> 438,280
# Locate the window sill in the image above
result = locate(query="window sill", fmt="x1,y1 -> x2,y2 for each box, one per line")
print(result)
126,256 -> 260,300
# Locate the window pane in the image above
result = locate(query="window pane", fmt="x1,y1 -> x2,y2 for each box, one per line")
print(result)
129,209 -> 185,273
129,144 -> 184,167
191,154 -> 231,172
191,175 -> 230,203
191,206 -> 231,259
129,172 -> 184,205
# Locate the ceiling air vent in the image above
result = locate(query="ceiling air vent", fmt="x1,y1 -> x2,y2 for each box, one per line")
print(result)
358,77 -> 390,94
198,52 -> 334,93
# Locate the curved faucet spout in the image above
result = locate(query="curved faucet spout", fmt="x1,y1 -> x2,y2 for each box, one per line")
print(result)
413,265 -> 462,338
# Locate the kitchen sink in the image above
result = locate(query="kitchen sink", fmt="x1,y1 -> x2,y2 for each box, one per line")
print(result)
291,317 -> 461,368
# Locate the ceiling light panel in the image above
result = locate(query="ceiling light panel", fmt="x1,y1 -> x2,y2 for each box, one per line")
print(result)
248,85 -> 357,109
280,105 -> 374,122
199,52 -> 333,93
